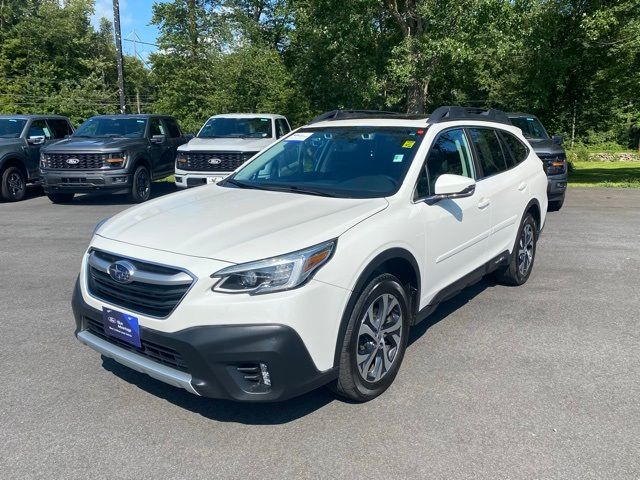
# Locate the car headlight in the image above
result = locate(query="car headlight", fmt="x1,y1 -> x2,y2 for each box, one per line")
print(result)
92,216 -> 111,236
176,152 -> 188,166
40,152 -> 49,168
104,152 -> 127,168
211,240 -> 336,294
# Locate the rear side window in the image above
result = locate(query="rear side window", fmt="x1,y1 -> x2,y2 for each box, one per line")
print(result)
499,131 -> 528,167
163,118 -> 181,138
47,119 -> 73,139
468,128 -> 507,177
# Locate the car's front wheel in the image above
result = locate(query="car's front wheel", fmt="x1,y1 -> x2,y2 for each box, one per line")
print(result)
1,166 -> 26,202
129,164 -> 151,203
331,274 -> 410,402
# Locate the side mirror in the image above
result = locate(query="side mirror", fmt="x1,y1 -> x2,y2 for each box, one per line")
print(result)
426,174 -> 476,204
150,134 -> 166,145
552,135 -> 564,145
27,135 -> 46,145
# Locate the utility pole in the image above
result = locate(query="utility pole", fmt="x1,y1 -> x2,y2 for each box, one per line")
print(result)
113,0 -> 126,114
132,30 -> 141,114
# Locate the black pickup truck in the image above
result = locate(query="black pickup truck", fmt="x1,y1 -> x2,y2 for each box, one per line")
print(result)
0,114 -> 74,201
40,114 -> 189,203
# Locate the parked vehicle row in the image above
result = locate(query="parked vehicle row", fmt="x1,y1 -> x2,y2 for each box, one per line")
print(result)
73,106 -> 549,402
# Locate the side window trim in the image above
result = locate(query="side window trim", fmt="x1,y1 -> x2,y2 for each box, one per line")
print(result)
412,126 -> 476,202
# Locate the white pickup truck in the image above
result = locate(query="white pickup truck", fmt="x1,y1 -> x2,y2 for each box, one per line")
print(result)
174,113 -> 291,188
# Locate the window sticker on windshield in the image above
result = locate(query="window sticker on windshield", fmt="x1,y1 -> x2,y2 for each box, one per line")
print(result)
402,140 -> 416,148
285,132 -> 313,142
393,154 -> 404,163
137,120 -> 145,123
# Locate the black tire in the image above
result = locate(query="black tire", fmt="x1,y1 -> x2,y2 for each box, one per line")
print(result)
548,197 -> 564,212
129,164 -> 151,203
330,274 -> 410,402
493,213 -> 537,286
1,165 -> 27,202
46,193 -> 75,204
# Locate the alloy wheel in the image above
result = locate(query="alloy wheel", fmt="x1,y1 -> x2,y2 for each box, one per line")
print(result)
356,293 -> 403,383
136,169 -> 150,200
7,171 -> 25,199
518,223 -> 534,277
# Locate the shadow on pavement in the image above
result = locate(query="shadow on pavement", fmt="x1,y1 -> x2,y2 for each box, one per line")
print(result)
71,181 -> 178,206
102,357 -> 336,425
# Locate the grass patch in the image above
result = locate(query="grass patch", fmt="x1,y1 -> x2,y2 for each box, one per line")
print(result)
569,161 -> 640,188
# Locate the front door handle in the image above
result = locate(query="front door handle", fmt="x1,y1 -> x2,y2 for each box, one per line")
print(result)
518,182 -> 527,191
477,198 -> 491,209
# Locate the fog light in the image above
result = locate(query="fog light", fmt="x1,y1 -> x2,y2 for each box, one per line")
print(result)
175,176 -> 183,183
260,363 -> 271,386
113,176 -> 127,183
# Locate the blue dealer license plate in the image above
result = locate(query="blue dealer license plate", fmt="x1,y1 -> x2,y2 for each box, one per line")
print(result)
102,307 -> 141,348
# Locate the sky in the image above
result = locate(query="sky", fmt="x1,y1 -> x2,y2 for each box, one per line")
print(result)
90,0 -> 165,62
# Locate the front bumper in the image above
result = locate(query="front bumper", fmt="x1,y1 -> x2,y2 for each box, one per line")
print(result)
72,280 -> 337,401
174,168 -> 232,189
42,169 -> 131,195
546,173 -> 567,201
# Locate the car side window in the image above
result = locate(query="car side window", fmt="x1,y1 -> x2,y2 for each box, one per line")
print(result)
28,119 -> 52,139
498,131 -> 528,167
47,119 -> 73,139
149,118 -> 165,137
163,118 -> 181,138
275,119 -> 290,138
468,128 -> 508,178
415,128 -> 475,199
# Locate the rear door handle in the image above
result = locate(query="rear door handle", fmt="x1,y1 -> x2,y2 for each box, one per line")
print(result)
477,198 -> 491,209
518,182 -> 527,191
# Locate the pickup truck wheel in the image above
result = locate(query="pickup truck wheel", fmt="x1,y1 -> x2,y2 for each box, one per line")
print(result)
46,193 -> 74,204
548,197 -> 564,212
130,165 -> 151,203
330,274 -> 410,402
494,213 -> 537,286
1,166 -> 26,202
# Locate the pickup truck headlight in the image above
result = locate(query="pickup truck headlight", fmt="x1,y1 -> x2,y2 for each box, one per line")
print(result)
211,240 -> 336,294
176,152 -> 188,167
40,152 -> 49,168
104,152 -> 127,168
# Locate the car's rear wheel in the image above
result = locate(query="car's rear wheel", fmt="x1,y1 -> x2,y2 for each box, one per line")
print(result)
330,274 -> 410,402
494,213 -> 537,286
1,166 -> 26,202
129,164 -> 151,203
46,193 -> 75,204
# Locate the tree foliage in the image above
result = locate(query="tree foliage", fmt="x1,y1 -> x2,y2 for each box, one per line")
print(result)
0,0 -> 638,148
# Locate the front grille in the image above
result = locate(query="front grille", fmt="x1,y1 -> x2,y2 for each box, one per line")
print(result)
84,316 -> 188,372
178,151 -> 257,172
87,250 -> 194,318
45,153 -> 106,169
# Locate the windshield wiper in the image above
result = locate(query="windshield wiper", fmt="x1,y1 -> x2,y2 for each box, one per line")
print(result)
258,184 -> 337,197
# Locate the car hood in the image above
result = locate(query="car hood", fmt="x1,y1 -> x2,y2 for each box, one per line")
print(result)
0,138 -> 23,149
527,138 -> 565,156
178,137 -> 275,153
97,185 -> 388,263
43,137 -> 144,152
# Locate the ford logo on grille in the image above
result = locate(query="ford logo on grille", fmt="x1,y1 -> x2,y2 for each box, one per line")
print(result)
66,158 -> 80,165
108,260 -> 136,284
208,158 -> 222,165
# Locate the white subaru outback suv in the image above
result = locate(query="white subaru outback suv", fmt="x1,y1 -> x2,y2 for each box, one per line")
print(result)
174,113 -> 290,188
73,107 -> 547,402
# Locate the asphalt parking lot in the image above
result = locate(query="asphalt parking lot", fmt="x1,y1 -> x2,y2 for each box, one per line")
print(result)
1,185 -> 639,479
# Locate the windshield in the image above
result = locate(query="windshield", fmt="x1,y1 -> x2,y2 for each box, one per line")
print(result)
509,117 -> 549,140
198,117 -> 273,139
226,126 -> 426,198
74,117 -> 146,138
0,119 -> 27,138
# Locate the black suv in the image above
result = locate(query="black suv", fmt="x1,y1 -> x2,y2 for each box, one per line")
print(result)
0,114 -> 74,201
40,114 -> 189,204
508,113 -> 567,211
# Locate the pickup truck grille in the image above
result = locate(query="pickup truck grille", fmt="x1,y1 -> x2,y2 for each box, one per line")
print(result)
86,249 -> 195,318
45,153 -> 106,169
178,151 -> 258,172
538,153 -> 567,175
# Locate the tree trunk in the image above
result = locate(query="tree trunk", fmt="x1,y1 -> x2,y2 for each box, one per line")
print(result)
406,78 -> 429,114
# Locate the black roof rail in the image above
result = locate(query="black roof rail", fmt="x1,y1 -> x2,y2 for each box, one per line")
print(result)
427,106 -> 512,126
309,109 -> 426,124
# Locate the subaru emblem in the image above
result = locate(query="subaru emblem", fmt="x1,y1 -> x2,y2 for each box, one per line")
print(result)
208,158 -> 222,165
66,158 -> 80,165
108,260 -> 136,284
